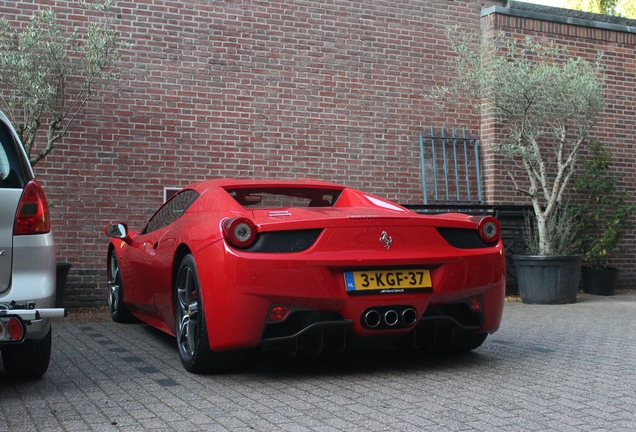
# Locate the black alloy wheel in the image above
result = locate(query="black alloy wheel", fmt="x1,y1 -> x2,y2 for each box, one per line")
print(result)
174,254 -> 246,374
107,250 -> 135,323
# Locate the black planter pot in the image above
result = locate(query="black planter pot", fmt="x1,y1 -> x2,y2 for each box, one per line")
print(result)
582,266 -> 619,296
55,262 -> 72,308
513,254 -> 582,304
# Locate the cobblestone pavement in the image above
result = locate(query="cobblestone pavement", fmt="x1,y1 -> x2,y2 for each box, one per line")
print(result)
1,292 -> 635,431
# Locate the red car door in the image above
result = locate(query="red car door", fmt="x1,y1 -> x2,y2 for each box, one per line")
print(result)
122,189 -> 201,318
120,228 -> 165,314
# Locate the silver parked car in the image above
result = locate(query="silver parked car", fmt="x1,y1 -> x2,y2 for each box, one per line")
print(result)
0,110 -> 65,379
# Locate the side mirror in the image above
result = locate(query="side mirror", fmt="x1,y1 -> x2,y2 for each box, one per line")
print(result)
105,223 -> 129,240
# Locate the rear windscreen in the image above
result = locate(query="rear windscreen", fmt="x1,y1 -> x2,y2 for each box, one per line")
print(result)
0,122 -> 29,189
225,187 -> 343,208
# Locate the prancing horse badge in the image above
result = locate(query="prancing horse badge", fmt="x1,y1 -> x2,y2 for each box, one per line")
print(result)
379,231 -> 392,249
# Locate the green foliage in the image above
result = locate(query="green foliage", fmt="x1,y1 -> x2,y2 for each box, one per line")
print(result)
563,0 -> 636,19
571,141 -> 636,268
0,0 -> 127,166
434,28 -> 605,255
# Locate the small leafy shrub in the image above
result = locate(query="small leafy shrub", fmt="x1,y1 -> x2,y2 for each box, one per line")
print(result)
571,140 -> 636,268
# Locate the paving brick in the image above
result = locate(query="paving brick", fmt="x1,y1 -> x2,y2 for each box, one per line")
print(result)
1,292 -> 636,430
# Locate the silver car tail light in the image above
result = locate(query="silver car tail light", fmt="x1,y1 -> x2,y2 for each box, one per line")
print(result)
13,179 -> 51,235
0,316 -> 26,342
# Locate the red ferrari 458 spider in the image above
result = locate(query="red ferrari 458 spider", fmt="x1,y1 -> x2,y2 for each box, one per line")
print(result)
105,179 -> 505,373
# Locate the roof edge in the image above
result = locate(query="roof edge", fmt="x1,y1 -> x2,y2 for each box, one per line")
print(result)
482,1 -> 636,34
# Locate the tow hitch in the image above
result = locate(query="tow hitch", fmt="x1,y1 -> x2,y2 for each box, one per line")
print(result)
0,308 -> 66,342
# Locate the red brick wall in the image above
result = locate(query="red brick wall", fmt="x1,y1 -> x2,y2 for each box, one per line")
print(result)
15,0 -> 496,305
3,1 -> 636,304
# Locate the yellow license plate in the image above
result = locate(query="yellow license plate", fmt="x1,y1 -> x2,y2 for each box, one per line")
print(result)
344,269 -> 432,293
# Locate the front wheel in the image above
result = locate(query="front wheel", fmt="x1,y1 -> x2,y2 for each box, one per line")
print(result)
1,328 -> 52,379
108,249 -> 135,323
174,254 -> 245,373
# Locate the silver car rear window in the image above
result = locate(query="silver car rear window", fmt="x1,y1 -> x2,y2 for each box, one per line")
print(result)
0,121 -> 29,189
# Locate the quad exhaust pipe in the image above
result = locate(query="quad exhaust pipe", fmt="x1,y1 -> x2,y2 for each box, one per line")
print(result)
402,308 -> 418,326
362,306 -> 418,330
363,309 -> 382,328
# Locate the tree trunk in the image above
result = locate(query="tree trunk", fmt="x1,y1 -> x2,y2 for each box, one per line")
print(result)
536,213 -> 552,256
532,199 -> 554,256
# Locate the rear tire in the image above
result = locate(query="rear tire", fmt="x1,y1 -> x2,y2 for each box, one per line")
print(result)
108,249 -> 135,323
442,332 -> 488,354
174,254 -> 245,373
2,328 -> 52,379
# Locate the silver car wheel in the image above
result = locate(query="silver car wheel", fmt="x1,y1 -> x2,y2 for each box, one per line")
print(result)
176,264 -> 199,362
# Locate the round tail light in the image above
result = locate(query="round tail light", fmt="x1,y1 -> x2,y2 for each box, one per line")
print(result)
7,318 -> 24,341
223,217 -> 258,248
477,216 -> 500,244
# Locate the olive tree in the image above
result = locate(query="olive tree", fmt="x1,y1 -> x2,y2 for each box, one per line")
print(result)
434,29 -> 605,255
0,0 -> 127,166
